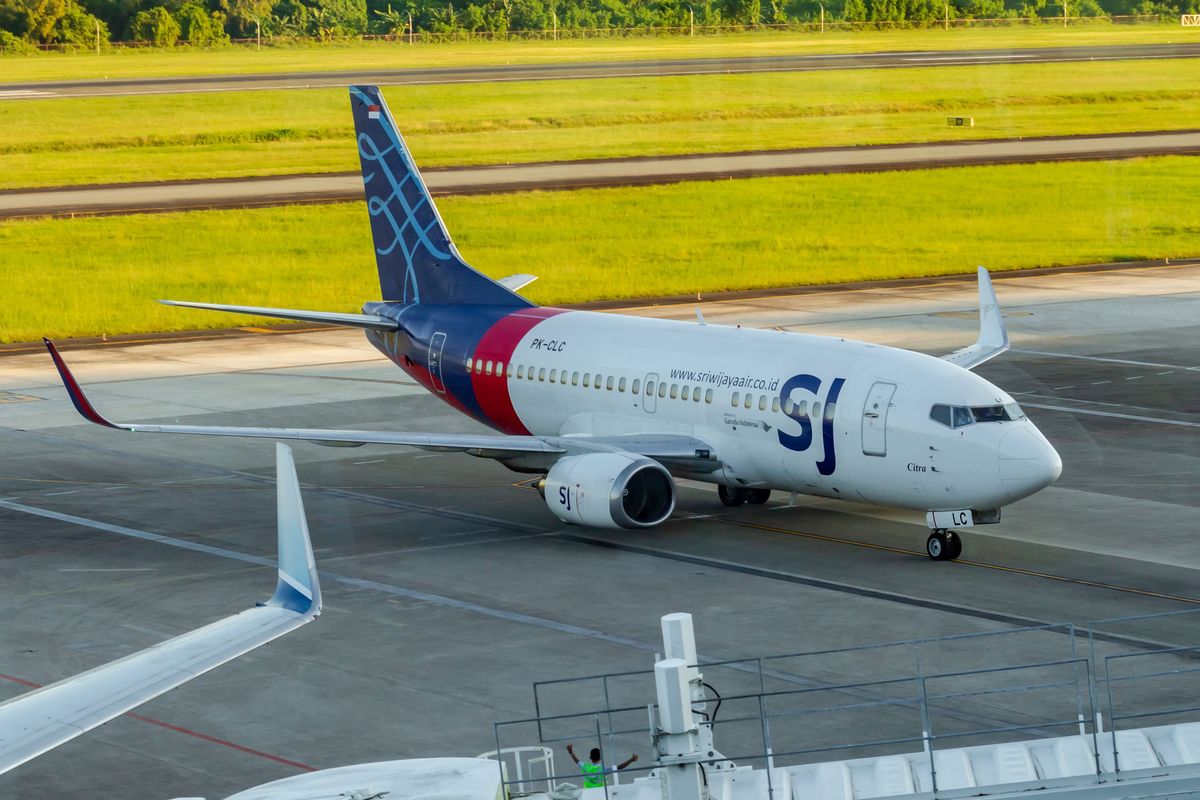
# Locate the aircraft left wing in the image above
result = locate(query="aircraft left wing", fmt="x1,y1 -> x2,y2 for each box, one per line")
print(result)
940,267 -> 1010,370
0,443 -> 321,775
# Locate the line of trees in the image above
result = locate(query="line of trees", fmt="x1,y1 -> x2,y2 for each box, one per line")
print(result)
0,0 -> 1192,50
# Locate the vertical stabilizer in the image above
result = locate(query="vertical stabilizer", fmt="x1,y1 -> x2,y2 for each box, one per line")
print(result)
349,85 -> 531,308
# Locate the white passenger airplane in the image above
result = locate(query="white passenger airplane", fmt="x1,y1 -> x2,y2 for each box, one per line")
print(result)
44,85 -> 1061,562
0,443 -> 321,774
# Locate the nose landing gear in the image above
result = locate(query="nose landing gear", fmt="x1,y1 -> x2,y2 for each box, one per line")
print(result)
926,529 -> 962,561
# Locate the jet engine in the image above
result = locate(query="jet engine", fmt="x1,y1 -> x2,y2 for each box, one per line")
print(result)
543,453 -> 676,529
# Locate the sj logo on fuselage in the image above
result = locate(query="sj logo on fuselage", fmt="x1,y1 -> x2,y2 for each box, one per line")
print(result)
777,373 -> 846,476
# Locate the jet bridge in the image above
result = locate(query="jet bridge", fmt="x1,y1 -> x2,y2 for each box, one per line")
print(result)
489,608 -> 1200,800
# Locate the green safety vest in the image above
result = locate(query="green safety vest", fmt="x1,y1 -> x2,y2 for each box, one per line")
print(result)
580,762 -> 605,788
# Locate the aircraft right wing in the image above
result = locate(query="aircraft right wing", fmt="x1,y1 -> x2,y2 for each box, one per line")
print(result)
0,443 -> 321,775
43,341 -> 721,472
44,338 -> 564,459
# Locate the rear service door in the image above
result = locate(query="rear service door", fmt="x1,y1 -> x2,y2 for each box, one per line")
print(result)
428,332 -> 447,393
862,382 -> 897,456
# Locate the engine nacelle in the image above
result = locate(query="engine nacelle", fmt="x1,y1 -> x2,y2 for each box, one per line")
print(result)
544,453 -> 676,529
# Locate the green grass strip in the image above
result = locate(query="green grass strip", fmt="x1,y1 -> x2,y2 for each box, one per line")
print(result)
1,26 -> 1192,83
1,156 -> 1197,343
1,59 -> 1197,189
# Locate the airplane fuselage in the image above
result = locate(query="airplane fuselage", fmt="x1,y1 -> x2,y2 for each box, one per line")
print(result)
365,302 -> 1062,515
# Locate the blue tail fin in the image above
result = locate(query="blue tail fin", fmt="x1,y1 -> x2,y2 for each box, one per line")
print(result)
349,85 -> 531,308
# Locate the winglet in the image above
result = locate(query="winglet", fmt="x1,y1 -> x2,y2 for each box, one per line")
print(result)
42,339 -> 121,429
269,443 -> 322,617
975,266 -> 1009,353
939,267 -> 1011,370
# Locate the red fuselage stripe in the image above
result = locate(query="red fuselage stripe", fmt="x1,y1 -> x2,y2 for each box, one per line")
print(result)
471,308 -> 567,435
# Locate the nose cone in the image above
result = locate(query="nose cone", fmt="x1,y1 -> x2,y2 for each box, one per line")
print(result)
998,426 -> 1062,499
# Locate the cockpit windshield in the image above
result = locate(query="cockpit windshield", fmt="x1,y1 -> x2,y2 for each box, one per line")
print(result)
930,402 -> 1025,429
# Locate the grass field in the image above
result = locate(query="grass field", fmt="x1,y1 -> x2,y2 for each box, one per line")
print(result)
1,25 -> 1194,83
2,156 -> 1196,343
2,58 -> 1198,189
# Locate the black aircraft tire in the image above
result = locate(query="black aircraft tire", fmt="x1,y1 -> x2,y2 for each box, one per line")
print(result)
946,531 -> 963,561
718,485 -> 746,507
746,488 -> 772,505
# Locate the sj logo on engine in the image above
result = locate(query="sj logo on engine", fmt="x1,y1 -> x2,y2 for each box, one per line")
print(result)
777,374 -> 846,476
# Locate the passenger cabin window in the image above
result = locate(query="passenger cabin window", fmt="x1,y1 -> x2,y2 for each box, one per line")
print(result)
758,395 -> 768,411
658,382 -> 667,398
516,365 -> 524,379
783,397 -> 794,415
632,379 -> 641,395
811,402 -> 821,420
670,384 -> 679,399
485,360 -> 493,376
693,387 -> 701,402
549,368 -> 558,383
466,357 -> 473,372
797,400 -> 808,417
538,367 -> 546,382
743,394 -> 752,409
772,397 -> 780,413
705,388 -> 713,404
646,380 -> 655,396
618,377 -> 626,393
571,371 -> 579,386
583,373 -> 591,387
732,392 -> 740,407
825,402 -> 836,421
607,376 -> 614,391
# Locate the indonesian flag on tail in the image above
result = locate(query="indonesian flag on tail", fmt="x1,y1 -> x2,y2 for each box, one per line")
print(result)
368,105 -> 381,120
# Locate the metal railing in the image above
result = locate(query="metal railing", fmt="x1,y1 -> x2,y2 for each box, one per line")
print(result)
491,607 -> 1200,798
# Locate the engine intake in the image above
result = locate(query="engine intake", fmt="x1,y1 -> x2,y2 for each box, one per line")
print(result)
544,453 -> 676,529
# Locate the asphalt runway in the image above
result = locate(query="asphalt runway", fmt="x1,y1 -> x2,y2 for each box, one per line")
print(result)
4,129 -> 1198,219
0,263 -> 1197,797
2,42 -> 1199,99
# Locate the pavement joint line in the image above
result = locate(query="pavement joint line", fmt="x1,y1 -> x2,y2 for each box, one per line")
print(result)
0,491 -> 1063,738
1022,402 -> 1200,429
1013,349 -> 1200,371
553,532 -> 1196,649
0,496 -> 664,654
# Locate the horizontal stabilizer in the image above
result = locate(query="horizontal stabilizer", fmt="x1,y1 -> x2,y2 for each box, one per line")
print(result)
940,267 -> 1010,370
497,274 -> 538,293
159,300 -> 398,331
0,443 -> 321,775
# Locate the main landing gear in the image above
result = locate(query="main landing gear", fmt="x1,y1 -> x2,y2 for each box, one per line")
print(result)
718,486 -> 772,506
926,529 -> 962,561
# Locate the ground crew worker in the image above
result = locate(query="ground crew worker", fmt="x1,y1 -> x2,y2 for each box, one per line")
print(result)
566,743 -> 638,789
